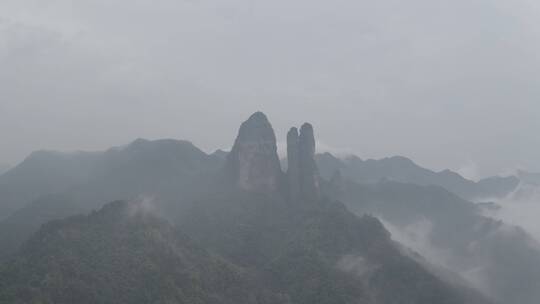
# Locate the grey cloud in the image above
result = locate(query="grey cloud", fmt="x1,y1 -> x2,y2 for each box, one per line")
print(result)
0,0 -> 539,176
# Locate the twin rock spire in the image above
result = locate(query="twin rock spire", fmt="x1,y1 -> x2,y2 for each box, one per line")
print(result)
287,123 -> 321,201
226,112 -> 321,200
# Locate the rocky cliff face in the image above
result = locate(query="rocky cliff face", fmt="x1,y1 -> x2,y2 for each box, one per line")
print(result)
225,112 -> 283,193
225,112 -> 320,200
287,123 -> 321,201
287,127 -> 301,201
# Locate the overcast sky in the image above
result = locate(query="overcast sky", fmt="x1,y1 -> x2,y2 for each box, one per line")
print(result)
1,0 -> 539,178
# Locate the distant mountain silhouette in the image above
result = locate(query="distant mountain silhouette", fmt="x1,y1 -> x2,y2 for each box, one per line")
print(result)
0,200 -> 284,304
0,150 -> 101,220
316,153 -> 519,200
0,113 -> 491,304
1,112 -> 538,303
0,138 -> 224,259
328,178 -> 540,303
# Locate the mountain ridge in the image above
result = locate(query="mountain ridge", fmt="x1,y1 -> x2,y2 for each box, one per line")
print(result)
0,199 -> 285,304
0,112 -> 493,304
316,152 -> 519,200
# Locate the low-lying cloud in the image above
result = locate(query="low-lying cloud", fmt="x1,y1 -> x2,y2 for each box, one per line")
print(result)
485,183 -> 540,243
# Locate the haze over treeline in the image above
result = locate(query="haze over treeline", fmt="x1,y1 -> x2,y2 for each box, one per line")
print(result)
1,0 -> 540,177
0,111 -> 539,304
1,1 -> 540,303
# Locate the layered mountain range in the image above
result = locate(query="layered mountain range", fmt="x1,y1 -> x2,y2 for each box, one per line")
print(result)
316,153 -> 519,201
0,112 -> 537,303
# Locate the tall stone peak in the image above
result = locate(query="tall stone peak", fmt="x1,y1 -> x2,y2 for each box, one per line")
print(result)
287,127 -> 300,201
299,123 -> 315,160
226,112 -> 282,193
235,112 -> 275,142
286,123 -> 321,201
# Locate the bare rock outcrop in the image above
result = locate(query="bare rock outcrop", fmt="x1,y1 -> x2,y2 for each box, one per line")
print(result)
287,123 -> 321,201
225,112 -> 282,193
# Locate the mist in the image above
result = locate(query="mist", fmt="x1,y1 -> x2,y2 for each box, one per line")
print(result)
2,0 -> 540,177
486,183 -> 540,242
1,1 -> 540,303
0,164 -> 10,176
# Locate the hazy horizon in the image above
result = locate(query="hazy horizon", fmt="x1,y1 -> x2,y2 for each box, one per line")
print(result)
1,0 -> 540,178
2,2 -> 540,303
